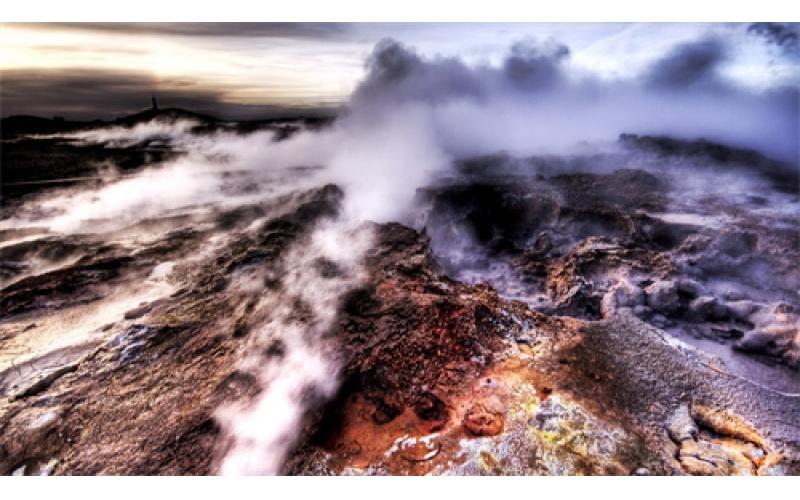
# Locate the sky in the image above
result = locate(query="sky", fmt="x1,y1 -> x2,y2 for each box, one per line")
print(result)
1,16 -> 798,121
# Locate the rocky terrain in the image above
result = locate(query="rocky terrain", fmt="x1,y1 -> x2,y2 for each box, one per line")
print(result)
1,114 -> 798,476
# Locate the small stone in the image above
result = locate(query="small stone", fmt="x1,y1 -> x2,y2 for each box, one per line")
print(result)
666,404 -> 698,443
719,287 -> 747,302
734,330 -> 774,352
726,300 -> 760,322
689,296 -> 728,322
396,436 -> 441,462
602,280 -> 646,317
676,278 -> 706,298
734,325 -> 796,360
463,404 -> 505,437
633,305 -> 652,318
652,314 -> 667,327
124,303 -> 153,320
774,302 -> 798,315
610,280 -> 645,308
644,280 -> 680,314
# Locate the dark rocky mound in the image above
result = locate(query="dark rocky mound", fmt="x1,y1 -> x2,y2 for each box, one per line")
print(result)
1,115 -> 99,139
109,108 -> 219,128
619,133 -> 798,192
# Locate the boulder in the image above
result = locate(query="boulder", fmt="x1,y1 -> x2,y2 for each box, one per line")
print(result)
676,278 -> 707,299
726,300 -> 761,322
601,280 -> 645,316
644,280 -> 680,315
689,296 -> 728,322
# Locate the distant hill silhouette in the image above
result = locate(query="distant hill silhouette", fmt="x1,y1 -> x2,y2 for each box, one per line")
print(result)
0,115 -> 102,138
110,107 -> 220,127
1,107 -> 220,139
1,107 -> 335,140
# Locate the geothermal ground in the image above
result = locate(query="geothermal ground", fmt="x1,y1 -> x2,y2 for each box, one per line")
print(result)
0,111 -> 798,476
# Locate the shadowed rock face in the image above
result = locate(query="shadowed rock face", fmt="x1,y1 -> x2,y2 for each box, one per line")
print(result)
1,128 -> 798,475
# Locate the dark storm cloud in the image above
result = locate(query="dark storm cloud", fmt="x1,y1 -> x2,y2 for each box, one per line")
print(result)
351,39 -> 486,106
365,39 -> 424,84
747,22 -> 799,51
503,39 -> 570,90
0,69 -> 338,121
643,38 -> 727,89
351,37 -> 576,108
17,22 -> 354,40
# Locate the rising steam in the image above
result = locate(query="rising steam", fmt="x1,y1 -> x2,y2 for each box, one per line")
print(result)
216,222 -> 373,475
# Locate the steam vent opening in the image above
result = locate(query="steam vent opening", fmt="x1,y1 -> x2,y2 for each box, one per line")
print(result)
1,21 -> 798,477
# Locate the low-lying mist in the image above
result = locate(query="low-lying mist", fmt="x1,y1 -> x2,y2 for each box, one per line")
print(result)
216,221 -> 373,475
